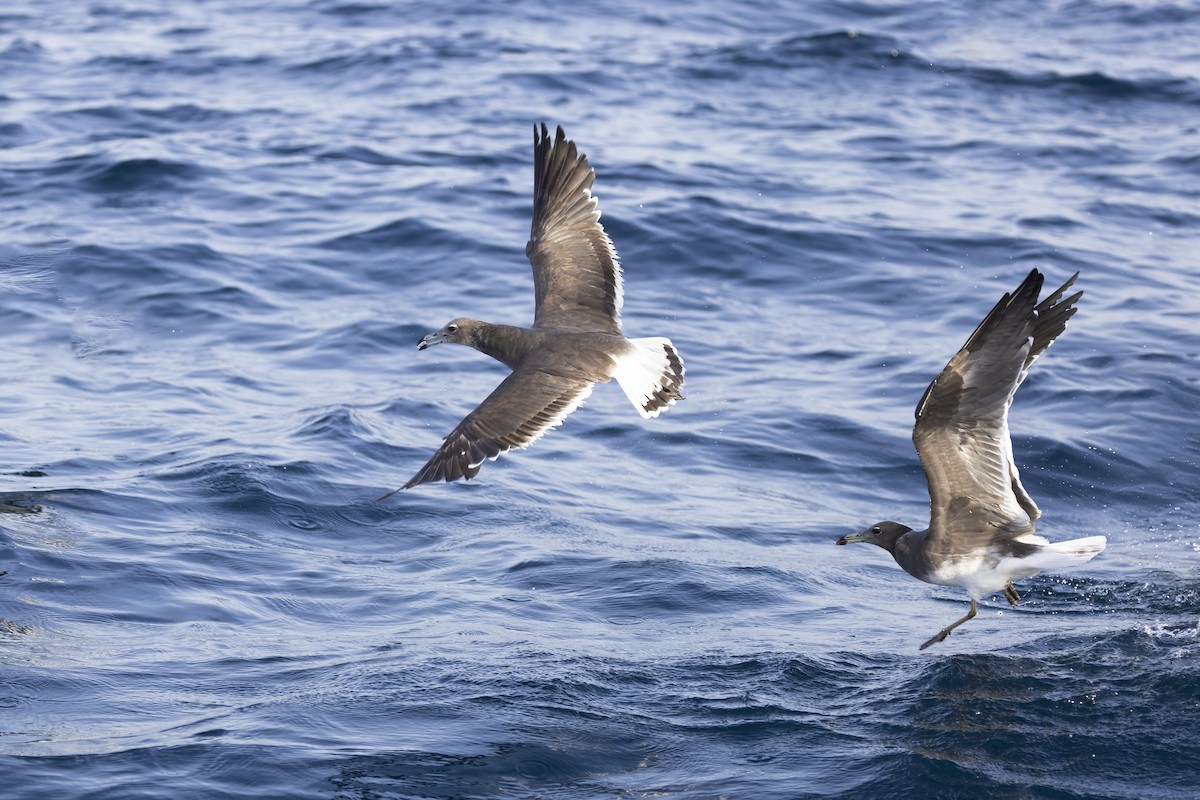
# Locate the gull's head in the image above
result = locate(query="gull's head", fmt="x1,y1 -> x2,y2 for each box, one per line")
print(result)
837,521 -> 912,549
417,317 -> 476,350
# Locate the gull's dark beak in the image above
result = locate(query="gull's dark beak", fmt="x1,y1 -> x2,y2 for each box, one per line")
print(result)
416,331 -> 446,351
836,530 -> 869,546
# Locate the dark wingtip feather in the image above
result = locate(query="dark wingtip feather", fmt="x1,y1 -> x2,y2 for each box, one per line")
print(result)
912,269 -> 1082,423
1028,271 -> 1083,364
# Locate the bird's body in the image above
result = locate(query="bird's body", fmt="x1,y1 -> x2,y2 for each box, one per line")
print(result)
837,269 -> 1105,649
393,124 -> 684,493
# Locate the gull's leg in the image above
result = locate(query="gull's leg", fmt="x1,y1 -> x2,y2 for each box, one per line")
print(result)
1004,582 -> 1020,608
919,599 -> 977,650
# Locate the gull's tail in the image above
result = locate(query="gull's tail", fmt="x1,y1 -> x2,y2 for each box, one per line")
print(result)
613,337 -> 685,419
1029,535 -> 1107,572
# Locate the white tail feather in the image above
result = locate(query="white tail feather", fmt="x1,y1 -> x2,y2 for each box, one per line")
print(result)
1028,535 -> 1107,571
612,337 -> 685,419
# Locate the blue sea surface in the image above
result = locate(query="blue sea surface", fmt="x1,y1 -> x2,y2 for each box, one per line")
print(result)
2,1 -> 1199,798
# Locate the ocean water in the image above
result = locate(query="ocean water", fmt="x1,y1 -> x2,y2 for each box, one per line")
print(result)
1,1 -> 1198,797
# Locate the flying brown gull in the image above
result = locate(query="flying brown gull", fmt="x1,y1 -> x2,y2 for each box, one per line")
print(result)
389,123 -> 685,494
837,269 -> 1106,650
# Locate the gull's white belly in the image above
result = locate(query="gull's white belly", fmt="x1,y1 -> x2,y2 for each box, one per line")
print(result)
926,552 -> 1044,599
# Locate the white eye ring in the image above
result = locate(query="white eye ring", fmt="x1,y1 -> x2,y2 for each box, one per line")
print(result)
871,526 -> 882,534
447,324 -> 458,333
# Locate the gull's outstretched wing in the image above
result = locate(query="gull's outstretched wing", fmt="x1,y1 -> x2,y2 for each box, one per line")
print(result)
914,269 -> 1082,554
399,361 -> 595,491
525,123 -> 623,334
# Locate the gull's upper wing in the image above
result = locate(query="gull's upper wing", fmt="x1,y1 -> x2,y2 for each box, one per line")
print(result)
914,269 -> 1082,554
525,123 -> 623,334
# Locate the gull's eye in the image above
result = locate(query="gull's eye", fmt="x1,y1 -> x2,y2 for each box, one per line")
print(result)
447,324 -> 458,333
871,526 -> 882,534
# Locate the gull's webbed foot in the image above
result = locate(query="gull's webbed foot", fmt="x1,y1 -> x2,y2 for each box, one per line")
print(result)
919,599 -> 978,651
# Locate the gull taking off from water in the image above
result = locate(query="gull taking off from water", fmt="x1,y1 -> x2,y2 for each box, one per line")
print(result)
391,124 -> 684,494
837,269 -> 1105,650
